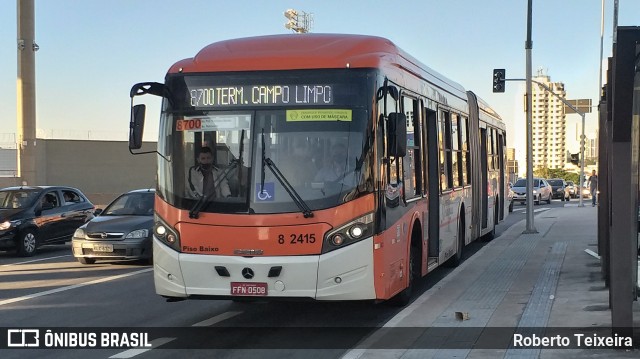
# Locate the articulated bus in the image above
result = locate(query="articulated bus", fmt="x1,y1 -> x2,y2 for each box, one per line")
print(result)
128,34 -> 508,305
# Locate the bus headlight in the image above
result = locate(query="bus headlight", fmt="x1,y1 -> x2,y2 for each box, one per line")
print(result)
348,224 -> 365,239
322,213 -> 374,254
154,214 -> 180,251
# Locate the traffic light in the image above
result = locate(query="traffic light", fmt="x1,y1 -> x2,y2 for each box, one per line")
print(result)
493,69 -> 505,93
569,153 -> 579,165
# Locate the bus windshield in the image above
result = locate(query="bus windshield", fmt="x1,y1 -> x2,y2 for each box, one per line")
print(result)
156,69 -> 374,215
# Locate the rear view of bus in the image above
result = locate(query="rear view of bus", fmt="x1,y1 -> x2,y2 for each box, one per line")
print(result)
129,34 -> 506,304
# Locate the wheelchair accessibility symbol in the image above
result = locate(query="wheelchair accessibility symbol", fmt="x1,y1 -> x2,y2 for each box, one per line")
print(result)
256,183 -> 275,201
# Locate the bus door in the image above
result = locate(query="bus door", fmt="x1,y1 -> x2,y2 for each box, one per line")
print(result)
425,107 -> 439,262
480,127 -> 489,230
497,132 -> 505,220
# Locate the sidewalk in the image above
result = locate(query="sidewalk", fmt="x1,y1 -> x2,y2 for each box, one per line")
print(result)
344,205 -> 640,359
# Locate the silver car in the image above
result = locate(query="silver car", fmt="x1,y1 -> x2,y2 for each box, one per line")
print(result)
511,178 -> 552,205
72,189 -> 154,264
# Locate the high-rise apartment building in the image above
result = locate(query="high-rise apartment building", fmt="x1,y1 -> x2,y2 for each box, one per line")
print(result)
586,130 -> 599,160
506,147 -> 518,183
531,72 -> 566,169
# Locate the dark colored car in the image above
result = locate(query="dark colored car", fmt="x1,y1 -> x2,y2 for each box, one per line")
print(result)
547,178 -> 571,201
0,186 -> 95,256
71,189 -> 154,264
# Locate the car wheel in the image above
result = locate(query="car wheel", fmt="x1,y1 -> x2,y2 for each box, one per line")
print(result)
17,229 -> 38,257
78,257 -> 96,265
535,195 -> 540,205
509,200 -> 514,213
546,194 -> 551,204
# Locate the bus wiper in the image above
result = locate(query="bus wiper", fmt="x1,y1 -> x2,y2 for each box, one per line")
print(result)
189,158 -> 242,219
260,129 -> 314,218
189,193 -> 210,219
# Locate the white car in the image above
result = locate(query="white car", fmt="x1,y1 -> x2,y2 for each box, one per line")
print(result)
511,178 -> 552,205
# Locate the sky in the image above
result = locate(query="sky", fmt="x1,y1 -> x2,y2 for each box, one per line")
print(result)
1,0 -> 638,154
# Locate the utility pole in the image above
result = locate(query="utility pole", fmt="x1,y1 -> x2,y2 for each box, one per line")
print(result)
524,0 -> 536,233
17,0 -> 38,186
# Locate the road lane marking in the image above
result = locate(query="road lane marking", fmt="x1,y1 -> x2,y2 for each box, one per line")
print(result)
192,311 -> 243,327
513,207 -> 550,213
584,248 -> 600,259
109,311 -> 243,358
108,337 -> 176,359
0,255 -> 72,267
0,268 -> 152,307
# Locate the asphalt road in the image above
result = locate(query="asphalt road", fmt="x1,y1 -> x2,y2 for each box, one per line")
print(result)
0,199 -> 569,358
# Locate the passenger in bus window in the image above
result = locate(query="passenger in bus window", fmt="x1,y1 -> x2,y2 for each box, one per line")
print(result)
280,138 -> 316,186
314,143 -> 351,183
315,154 -> 345,182
187,146 -> 231,199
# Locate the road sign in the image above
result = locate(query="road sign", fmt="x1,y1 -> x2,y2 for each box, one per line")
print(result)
564,99 -> 592,114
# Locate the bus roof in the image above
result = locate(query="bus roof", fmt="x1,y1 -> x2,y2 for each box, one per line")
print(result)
168,33 -> 467,95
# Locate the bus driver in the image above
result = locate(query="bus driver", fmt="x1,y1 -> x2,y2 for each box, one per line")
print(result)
187,146 -> 231,199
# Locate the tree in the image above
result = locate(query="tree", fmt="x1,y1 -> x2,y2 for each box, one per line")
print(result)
533,166 -> 579,183
533,166 -> 549,178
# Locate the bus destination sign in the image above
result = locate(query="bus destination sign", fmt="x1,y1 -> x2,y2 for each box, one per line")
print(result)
188,84 -> 333,108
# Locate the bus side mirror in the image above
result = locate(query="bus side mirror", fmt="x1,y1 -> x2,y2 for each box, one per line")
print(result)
129,104 -> 146,150
387,112 -> 407,157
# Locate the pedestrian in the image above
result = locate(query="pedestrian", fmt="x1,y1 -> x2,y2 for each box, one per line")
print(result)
588,169 -> 598,206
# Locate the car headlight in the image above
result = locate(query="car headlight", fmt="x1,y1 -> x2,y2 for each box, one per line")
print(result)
0,219 -> 22,231
125,229 -> 149,239
73,228 -> 86,239
532,190 -> 537,194
0,221 -> 11,231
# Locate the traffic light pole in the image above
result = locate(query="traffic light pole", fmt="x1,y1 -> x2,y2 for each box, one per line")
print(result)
506,78 -> 588,208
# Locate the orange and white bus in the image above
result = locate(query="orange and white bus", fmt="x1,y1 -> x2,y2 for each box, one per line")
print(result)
128,34 -> 508,305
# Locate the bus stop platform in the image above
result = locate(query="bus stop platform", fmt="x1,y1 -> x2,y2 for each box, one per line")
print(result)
343,205 -> 640,358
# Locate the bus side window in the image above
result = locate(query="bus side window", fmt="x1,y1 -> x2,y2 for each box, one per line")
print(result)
402,96 -> 421,198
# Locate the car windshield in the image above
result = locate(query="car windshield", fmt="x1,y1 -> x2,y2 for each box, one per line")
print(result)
547,180 -> 563,186
0,189 -> 40,209
567,181 -> 575,186
102,192 -> 154,216
513,179 -> 540,187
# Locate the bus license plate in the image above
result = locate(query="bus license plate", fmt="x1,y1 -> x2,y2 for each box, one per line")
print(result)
230,282 -> 268,296
93,244 -> 113,252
